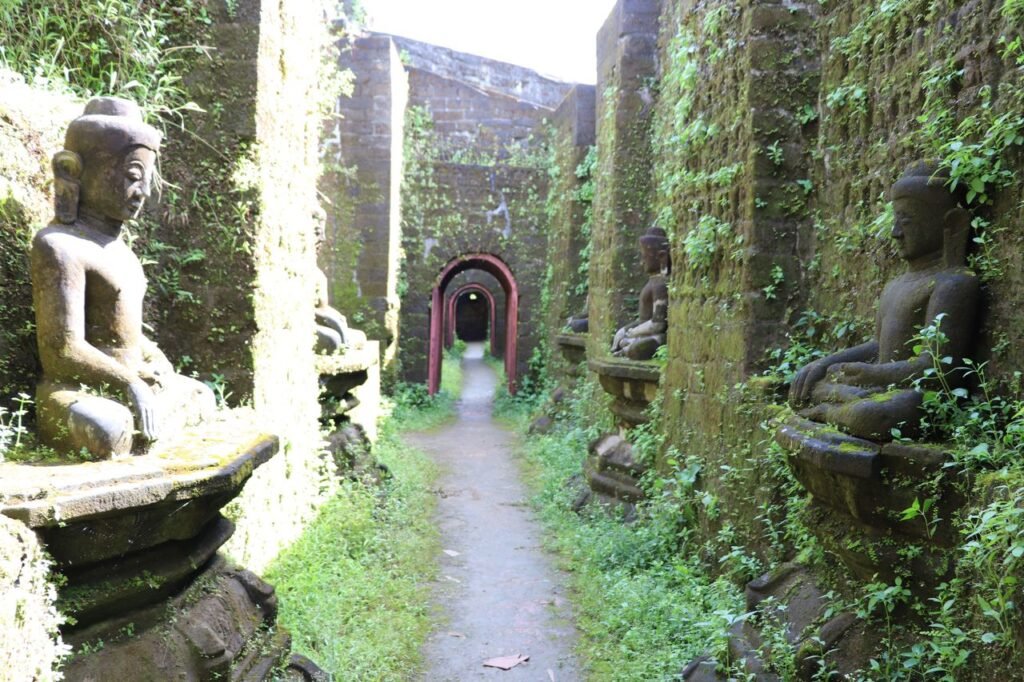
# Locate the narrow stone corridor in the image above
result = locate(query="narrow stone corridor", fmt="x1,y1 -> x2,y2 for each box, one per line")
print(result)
406,342 -> 580,681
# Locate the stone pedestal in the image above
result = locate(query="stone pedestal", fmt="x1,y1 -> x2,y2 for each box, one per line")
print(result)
775,415 -> 968,584
0,411 -> 326,680
589,356 -> 661,430
582,434 -> 648,509
316,340 -> 381,443
682,563 -> 877,681
576,357 -> 662,512
554,333 -> 587,378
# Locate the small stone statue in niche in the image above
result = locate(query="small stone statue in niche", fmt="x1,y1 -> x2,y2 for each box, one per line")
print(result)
611,226 -> 671,360
789,161 -> 979,441
565,294 -> 589,334
33,97 -> 215,459
312,206 -> 365,354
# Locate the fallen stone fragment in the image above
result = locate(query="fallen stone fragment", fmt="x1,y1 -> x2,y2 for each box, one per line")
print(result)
483,653 -> 530,670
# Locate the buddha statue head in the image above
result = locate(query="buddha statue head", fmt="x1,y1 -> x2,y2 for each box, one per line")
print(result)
890,161 -> 970,268
53,97 -> 162,226
639,226 -> 671,276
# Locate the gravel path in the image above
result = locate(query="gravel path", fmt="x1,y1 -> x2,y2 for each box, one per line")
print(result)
407,342 -> 581,682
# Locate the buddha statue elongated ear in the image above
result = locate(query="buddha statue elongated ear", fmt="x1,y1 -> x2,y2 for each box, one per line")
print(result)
52,150 -> 83,224
943,206 -> 971,268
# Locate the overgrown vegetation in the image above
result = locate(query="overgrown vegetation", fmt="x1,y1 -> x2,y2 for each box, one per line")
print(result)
497,382 -> 744,680
266,395 -> 440,679
0,0 -> 208,122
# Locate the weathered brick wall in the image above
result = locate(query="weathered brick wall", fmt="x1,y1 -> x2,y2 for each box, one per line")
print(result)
543,84 -> 596,375
587,0 -> 660,360
400,162 -> 549,384
322,34 -> 406,375
403,67 -> 553,161
397,49 -> 569,386
391,35 -> 572,109
151,0 -> 327,571
627,0 -> 819,559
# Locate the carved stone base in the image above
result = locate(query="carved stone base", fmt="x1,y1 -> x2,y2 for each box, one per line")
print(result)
62,558 -> 330,681
682,563 -> 879,681
0,412 -> 329,679
777,415 -> 966,541
581,434 -> 648,511
589,356 -> 660,430
775,415 -> 969,584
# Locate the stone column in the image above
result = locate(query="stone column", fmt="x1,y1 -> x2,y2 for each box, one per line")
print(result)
588,0 -> 660,359
323,34 -> 407,376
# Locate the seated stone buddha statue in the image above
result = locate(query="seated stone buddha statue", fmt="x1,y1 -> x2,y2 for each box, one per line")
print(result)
788,161 -> 979,441
311,206 -> 365,354
32,97 -> 215,459
611,226 -> 671,361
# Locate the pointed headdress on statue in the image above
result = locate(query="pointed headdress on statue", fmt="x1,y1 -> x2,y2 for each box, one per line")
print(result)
891,160 -> 971,268
53,97 -> 162,224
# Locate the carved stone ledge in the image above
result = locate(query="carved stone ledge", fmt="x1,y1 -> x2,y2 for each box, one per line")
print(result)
0,410 -> 278,568
589,356 -> 661,430
554,332 -> 588,375
776,414 -> 967,544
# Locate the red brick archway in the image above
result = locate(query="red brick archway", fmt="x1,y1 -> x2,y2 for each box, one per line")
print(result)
445,283 -> 498,357
429,254 -> 518,395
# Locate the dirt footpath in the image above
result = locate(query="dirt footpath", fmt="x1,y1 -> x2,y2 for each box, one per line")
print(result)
406,342 -> 581,681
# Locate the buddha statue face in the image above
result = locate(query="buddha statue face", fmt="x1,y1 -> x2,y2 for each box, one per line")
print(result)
892,194 -> 945,261
890,162 -> 968,266
52,97 -> 161,227
78,146 -> 156,224
638,226 -> 670,275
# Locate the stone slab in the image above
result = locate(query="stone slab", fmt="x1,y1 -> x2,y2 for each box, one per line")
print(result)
0,410 -> 277,566
589,356 -> 662,383
776,414 -> 880,479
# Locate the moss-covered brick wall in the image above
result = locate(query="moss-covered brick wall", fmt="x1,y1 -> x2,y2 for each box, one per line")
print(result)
323,34 -> 406,377
400,161 -> 550,384
650,0 -> 820,561
807,1 -> 1024,382
587,0 -> 660,361
397,51 -> 570,386
0,79 -> 80,407
146,0 -> 330,571
542,85 -> 596,376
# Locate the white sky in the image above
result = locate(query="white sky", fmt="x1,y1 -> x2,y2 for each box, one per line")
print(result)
360,0 -> 619,84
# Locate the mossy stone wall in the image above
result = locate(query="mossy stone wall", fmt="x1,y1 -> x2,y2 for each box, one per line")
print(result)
0,80 -> 80,407
400,162 -> 550,384
543,85 -> 596,377
652,0 -> 819,559
150,0 -> 327,571
0,515 -> 65,679
587,0 -> 660,362
323,34 -> 406,376
397,57 -> 568,385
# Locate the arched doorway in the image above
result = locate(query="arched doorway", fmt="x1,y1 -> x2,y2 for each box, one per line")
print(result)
429,254 -> 518,395
445,283 -> 498,356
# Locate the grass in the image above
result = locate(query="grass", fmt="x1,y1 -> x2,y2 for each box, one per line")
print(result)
264,346 -> 467,679
264,413 -> 439,680
500,388 -> 744,680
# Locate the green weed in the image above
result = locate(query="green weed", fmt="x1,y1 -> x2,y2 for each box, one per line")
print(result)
265,406 -> 440,679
